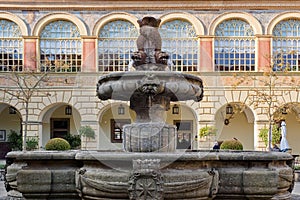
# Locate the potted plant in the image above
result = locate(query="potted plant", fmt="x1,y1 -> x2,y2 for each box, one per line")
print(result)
79,125 -> 95,150
199,126 -> 217,138
26,137 -> 38,151
259,125 -> 281,149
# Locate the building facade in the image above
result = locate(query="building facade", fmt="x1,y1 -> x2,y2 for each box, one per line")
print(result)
1,0 -> 300,156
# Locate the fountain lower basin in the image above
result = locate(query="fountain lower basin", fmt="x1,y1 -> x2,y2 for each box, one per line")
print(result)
5,150 -> 295,200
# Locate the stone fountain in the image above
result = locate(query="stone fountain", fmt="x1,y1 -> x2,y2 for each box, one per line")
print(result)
4,16 -> 295,200
96,17 -> 203,153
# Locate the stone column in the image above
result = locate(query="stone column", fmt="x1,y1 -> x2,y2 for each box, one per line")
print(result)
23,36 -> 38,71
82,36 -> 97,72
257,35 -> 272,72
199,36 -> 214,72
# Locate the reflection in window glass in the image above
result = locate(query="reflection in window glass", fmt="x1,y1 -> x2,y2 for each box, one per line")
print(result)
40,20 -> 82,72
160,20 -> 198,72
98,20 -> 138,72
0,20 -> 23,72
273,19 -> 300,71
214,19 -> 255,72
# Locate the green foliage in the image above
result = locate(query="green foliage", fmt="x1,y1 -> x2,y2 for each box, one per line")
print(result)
259,125 -> 281,147
0,164 -> 4,169
199,126 -> 217,138
220,139 -> 243,150
79,125 -> 95,139
7,130 -> 22,151
26,137 -> 38,151
63,133 -> 81,149
45,138 -> 71,151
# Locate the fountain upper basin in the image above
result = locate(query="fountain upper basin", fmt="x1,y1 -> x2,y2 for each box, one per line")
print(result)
96,70 -> 203,102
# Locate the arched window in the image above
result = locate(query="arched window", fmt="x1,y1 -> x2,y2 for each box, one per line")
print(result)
160,20 -> 198,72
0,19 -> 23,72
272,19 -> 300,71
214,19 -> 255,72
40,20 -> 82,72
98,20 -> 138,71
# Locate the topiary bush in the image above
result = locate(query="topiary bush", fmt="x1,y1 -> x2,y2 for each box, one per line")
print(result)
45,138 -> 71,151
220,139 -> 243,150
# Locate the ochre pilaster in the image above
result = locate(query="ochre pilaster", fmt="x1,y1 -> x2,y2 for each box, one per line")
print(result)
199,36 -> 214,72
256,35 -> 272,72
23,36 -> 38,71
82,36 -> 97,72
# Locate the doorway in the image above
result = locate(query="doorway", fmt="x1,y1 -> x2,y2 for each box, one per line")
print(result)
174,120 -> 192,149
50,118 -> 70,138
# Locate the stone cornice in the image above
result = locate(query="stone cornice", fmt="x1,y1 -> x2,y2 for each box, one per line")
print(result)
1,0 -> 300,11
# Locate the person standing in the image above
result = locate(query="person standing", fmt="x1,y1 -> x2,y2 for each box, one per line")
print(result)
280,121 -> 290,152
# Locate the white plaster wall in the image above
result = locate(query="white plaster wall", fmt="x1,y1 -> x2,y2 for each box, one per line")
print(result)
217,112 -> 254,150
0,106 -> 21,141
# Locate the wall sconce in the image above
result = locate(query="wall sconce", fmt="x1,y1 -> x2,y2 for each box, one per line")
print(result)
9,106 -> 16,114
224,104 -> 234,125
281,107 -> 288,115
65,105 -> 72,115
224,119 -> 230,125
118,104 -> 125,115
226,104 -> 234,115
172,104 -> 179,114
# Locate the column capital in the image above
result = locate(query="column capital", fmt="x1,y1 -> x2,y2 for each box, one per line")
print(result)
255,34 -> 273,39
199,35 -> 214,41
23,36 -> 39,40
82,36 -> 97,40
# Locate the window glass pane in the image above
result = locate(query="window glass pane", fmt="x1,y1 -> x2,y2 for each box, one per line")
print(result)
40,20 -> 81,72
0,20 -> 23,72
98,20 -> 138,72
272,19 -> 300,71
214,19 -> 255,72
160,20 -> 198,72
111,119 -> 131,143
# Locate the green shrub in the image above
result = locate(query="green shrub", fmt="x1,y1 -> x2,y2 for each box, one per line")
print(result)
7,130 -> 22,151
45,138 -> 71,151
259,125 -> 281,147
26,137 -> 38,151
63,133 -> 81,149
220,139 -> 243,150
199,126 -> 217,138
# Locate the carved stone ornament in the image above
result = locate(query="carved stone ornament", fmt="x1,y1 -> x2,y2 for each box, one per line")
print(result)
128,159 -> 163,200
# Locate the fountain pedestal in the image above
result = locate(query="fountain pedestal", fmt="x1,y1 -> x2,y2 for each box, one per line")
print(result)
97,71 -> 203,152
123,122 -> 176,152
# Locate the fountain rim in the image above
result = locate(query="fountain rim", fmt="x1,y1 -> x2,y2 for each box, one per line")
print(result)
6,150 -> 294,161
97,70 -> 203,84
